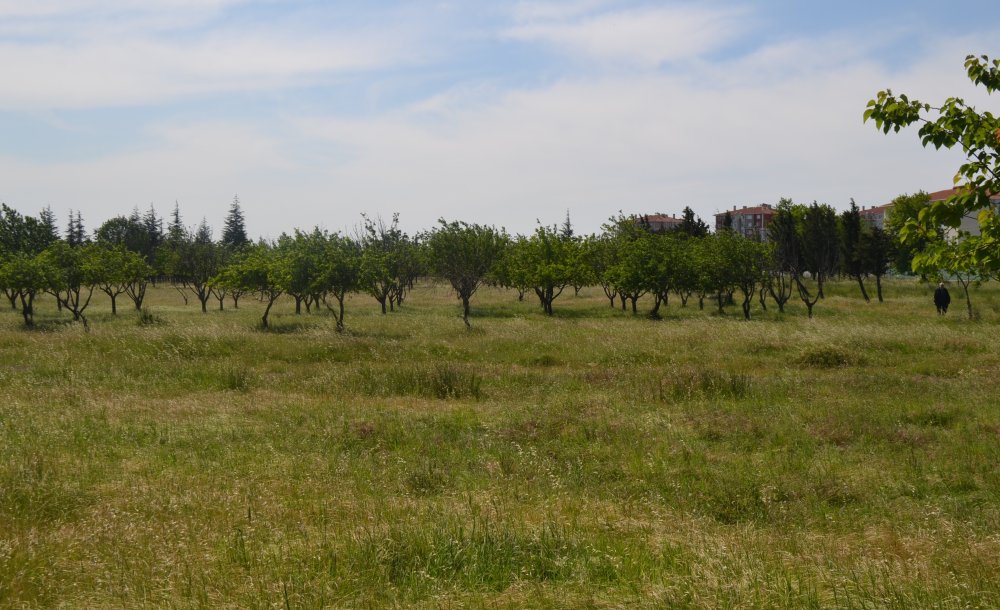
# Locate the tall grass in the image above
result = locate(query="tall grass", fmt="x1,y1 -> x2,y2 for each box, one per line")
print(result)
0,279 -> 998,608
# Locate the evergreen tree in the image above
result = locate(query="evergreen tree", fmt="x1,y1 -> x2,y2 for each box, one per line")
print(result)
678,206 -> 709,237
143,204 -> 164,251
194,218 -> 213,244
222,195 -> 249,248
839,199 -> 870,302
560,210 -> 574,240
167,202 -> 186,243
66,210 -> 87,246
38,206 -> 60,245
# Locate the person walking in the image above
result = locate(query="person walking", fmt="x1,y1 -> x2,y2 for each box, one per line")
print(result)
934,282 -> 951,315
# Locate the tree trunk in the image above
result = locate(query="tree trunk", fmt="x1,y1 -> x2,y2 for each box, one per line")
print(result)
110,293 -> 117,315
603,286 -> 616,308
20,293 -> 33,327
875,275 -> 884,303
462,295 -> 471,328
260,294 -> 281,329
855,275 -> 870,303
649,294 -> 662,319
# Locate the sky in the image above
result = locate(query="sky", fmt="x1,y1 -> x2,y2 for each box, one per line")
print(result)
0,0 -> 998,239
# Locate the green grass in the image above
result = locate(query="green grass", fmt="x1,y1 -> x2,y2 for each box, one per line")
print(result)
1,279 -> 999,608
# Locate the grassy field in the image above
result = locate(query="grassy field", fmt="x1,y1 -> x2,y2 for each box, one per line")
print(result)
1,280 -> 999,608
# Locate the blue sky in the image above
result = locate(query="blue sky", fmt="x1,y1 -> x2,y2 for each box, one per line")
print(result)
0,0 -> 998,237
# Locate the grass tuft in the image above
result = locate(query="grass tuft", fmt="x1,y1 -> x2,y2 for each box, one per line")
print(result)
353,363 -> 483,399
136,307 -> 163,326
796,344 -> 858,368
220,364 -> 255,392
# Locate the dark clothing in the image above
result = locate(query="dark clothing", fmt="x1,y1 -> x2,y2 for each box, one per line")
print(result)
934,286 -> 951,314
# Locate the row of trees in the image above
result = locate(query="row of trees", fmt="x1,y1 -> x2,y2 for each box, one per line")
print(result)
6,55 -> 998,327
2,196 -> 912,330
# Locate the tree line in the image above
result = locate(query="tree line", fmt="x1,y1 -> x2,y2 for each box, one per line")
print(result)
0,194 -> 979,330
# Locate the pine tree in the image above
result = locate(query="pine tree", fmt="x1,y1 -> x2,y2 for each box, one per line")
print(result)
221,195 -> 249,248
65,210 -> 76,245
66,210 -> 87,246
38,206 -> 60,245
194,218 -> 213,244
559,209 -> 574,240
143,205 -> 163,246
75,211 -> 87,245
678,206 -> 709,238
167,202 -> 186,243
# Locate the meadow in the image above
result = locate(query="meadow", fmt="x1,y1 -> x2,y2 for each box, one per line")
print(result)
1,280 -> 999,609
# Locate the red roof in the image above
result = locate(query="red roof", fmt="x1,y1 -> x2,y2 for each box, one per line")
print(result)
714,205 -> 775,218
860,203 -> 892,215
928,187 -> 999,202
928,188 -> 961,202
643,214 -> 682,224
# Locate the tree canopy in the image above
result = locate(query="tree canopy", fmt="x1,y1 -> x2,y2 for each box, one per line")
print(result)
865,54 -> 1000,274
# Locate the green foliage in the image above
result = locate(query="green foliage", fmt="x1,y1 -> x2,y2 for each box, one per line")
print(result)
677,205 -> 710,237
93,209 -> 162,265
1,203 -> 56,257
221,195 -> 250,249
162,224 -> 223,312
507,224 -> 587,315
884,192 -> 934,274
358,214 -> 421,314
0,251 -> 55,326
865,54 -> 1000,275
717,232 -> 770,319
223,243 -> 290,328
426,220 -> 507,327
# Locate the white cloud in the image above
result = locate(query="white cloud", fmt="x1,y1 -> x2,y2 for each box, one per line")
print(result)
503,4 -> 746,66
1,16 -> 995,239
0,2 -> 429,109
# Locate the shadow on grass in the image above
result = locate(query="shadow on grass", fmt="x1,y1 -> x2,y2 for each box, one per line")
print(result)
16,317 -> 76,333
257,320 -> 314,334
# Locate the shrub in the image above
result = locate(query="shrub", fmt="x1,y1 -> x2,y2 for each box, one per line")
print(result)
797,345 -> 857,368
136,307 -> 163,326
